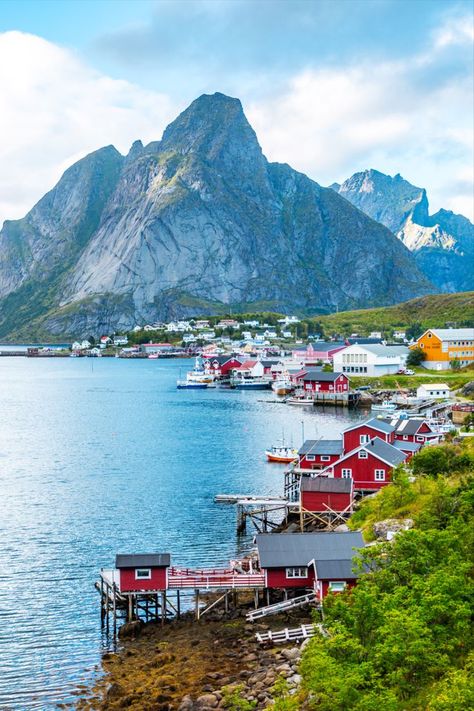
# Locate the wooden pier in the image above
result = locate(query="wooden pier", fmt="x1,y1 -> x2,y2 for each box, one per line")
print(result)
214,493 -> 297,533
97,565 -> 267,632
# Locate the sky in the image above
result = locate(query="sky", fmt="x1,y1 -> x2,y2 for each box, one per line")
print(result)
0,0 -> 473,226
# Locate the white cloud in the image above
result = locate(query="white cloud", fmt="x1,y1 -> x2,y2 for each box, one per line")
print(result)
0,31 -> 177,226
246,12 -> 474,220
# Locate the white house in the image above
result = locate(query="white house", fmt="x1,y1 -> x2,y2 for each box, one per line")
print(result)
369,331 -> 383,339
113,336 -> 128,346
183,334 -> 196,343
416,383 -> 451,400
334,344 -> 410,376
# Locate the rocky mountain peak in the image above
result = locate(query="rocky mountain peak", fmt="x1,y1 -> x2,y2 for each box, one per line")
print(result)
160,92 -> 263,176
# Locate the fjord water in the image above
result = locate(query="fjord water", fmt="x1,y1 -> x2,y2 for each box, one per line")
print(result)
0,358 -> 364,708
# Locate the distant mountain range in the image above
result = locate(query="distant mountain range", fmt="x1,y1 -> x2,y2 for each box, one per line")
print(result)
332,169 -> 474,293
0,93 -> 450,339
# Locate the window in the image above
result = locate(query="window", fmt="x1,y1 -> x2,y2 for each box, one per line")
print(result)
360,434 -> 370,444
328,581 -> 346,592
135,568 -> 151,580
286,567 -> 308,579
374,469 -> 385,481
321,455 -> 330,462
306,454 -> 315,461
341,468 -> 352,478
416,436 -> 424,442
358,450 -> 368,459
403,435 -> 408,441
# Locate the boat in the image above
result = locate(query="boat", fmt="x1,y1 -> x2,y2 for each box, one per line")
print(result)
176,380 -> 208,389
271,378 -> 294,396
265,444 -> 298,463
285,396 -> 314,405
230,373 -> 271,389
371,400 -> 397,412
148,353 -> 159,359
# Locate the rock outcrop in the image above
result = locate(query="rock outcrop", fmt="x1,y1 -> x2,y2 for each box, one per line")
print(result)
334,169 -> 474,292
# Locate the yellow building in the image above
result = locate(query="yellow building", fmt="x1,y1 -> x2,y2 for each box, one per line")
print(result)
413,329 -> 474,370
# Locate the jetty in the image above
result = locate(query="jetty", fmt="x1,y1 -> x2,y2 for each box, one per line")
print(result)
215,493 -> 297,533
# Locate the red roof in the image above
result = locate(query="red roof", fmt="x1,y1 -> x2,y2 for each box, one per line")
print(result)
234,360 -> 258,370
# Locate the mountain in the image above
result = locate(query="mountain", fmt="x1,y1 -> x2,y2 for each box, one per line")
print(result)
0,93 -> 433,339
334,169 -> 474,293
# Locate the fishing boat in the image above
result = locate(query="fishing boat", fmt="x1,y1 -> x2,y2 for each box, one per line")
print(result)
371,400 -> 397,412
265,444 -> 298,463
271,378 -> 294,396
186,356 -> 214,384
148,353 -> 159,359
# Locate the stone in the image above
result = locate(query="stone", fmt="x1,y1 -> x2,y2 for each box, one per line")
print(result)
194,693 -> 219,709
117,620 -> 144,640
373,518 -> 414,540
281,648 -> 300,661
178,695 -> 195,711
106,682 -> 124,700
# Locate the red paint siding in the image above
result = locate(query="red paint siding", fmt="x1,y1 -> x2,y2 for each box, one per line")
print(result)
320,580 -> 356,597
343,425 -> 393,452
265,568 -> 315,589
119,567 -> 167,592
333,450 -> 392,490
301,490 -> 351,512
301,374 -> 349,393
299,453 -> 340,470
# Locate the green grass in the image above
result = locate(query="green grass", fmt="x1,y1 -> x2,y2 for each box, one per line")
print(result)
351,367 -> 474,391
314,291 -> 474,335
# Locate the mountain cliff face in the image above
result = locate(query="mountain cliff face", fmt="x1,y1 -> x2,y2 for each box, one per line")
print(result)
0,94 -> 432,338
335,169 -> 474,293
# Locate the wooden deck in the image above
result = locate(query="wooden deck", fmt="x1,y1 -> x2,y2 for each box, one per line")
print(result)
100,567 -> 265,592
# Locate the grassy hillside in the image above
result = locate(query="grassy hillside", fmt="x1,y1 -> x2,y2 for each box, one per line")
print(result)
314,291 -> 474,336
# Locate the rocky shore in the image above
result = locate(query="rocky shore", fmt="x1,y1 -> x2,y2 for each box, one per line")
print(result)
77,606 -> 310,710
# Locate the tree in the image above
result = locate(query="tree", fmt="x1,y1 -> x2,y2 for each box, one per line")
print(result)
88,335 -> 96,346
450,358 -> 461,371
407,347 -> 424,366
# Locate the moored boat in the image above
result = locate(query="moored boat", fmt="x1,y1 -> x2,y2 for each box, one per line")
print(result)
285,396 -> 314,405
265,445 -> 298,463
176,380 -> 208,389
371,400 -> 397,412
271,378 -> 294,396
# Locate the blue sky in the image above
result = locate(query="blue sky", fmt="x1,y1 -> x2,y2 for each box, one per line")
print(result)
0,0 -> 472,223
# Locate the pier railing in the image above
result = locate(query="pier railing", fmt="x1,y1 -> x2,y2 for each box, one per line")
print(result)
168,567 -> 265,589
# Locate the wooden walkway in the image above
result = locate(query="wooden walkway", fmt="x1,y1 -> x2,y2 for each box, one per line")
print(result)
246,592 -> 318,621
256,623 -> 318,644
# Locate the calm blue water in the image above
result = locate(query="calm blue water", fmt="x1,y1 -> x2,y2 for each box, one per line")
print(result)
0,358 -> 365,708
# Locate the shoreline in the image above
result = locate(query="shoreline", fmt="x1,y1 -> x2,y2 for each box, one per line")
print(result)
77,606 -> 310,710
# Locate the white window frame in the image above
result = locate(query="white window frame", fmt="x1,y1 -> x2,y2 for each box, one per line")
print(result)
320,455 -> 331,462
403,435 -> 408,441
358,450 -> 368,459
416,436 -> 424,442
306,454 -> 315,461
374,469 -> 385,481
341,468 -> 352,479
135,568 -> 152,580
359,434 -> 370,444
286,567 -> 308,579
328,581 -> 346,592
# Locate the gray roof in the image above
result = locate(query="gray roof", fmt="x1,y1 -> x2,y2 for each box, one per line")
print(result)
350,344 -> 409,357
314,559 -> 358,580
298,439 -> 344,456
301,477 -> 352,493
428,328 -> 474,341
345,417 -> 395,435
256,531 -> 364,568
302,371 -> 345,382
364,437 -> 407,466
346,338 -> 383,345
393,440 -> 421,453
387,418 -> 429,436
307,342 -> 346,352
116,554 -> 171,568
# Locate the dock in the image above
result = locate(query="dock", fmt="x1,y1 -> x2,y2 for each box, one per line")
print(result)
215,493 -> 297,533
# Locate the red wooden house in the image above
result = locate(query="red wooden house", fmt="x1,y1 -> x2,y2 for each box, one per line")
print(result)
297,439 -> 343,470
342,417 -> 395,452
386,417 -> 439,445
115,553 -> 170,592
298,371 -> 350,393
204,355 -> 243,377
325,437 -> 407,491
300,477 -> 353,513
256,531 -> 364,599
393,440 -> 421,459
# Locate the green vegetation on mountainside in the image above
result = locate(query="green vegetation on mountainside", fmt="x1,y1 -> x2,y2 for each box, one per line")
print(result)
314,291 -> 474,336
270,440 -> 474,711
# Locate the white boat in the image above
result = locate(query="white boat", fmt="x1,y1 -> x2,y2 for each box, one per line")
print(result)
265,444 -> 298,463
286,396 -> 314,406
271,378 -> 294,396
371,400 -> 397,412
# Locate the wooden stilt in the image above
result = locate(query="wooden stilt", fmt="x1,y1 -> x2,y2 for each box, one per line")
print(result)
161,592 -> 166,626
128,595 -> 133,622
195,589 -> 200,620
177,590 -> 181,619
